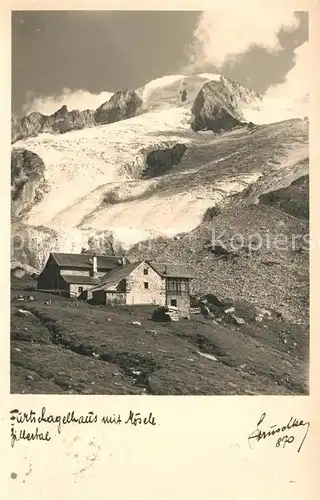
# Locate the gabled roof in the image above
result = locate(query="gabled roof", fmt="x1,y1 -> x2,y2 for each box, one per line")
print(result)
90,262 -> 140,292
61,275 -> 100,285
148,261 -> 194,279
51,252 -> 123,270
88,260 -> 194,294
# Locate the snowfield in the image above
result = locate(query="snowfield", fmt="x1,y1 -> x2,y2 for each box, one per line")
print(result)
197,73 -> 222,81
13,104 -> 194,228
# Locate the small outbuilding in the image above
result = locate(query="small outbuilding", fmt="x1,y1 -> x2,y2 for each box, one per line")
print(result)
37,252 -> 125,297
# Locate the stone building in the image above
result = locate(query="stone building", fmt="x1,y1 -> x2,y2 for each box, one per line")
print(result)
87,260 -> 193,318
37,252 -> 125,297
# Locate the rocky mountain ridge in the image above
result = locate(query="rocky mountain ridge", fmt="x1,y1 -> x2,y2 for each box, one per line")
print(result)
12,73 -> 261,143
12,89 -> 144,143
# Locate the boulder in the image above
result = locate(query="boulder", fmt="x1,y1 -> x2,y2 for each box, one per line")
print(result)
11,266 -> 26,278
146,329 -> 157,335
196,351 -> 218,362
16,309 -> 32,317
200,303 -> 214,318
233,316 -> 245,325
203,293 -> 227,308
224,306 -> 236,314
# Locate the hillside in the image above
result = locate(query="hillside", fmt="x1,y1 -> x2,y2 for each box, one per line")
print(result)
11,276 -> 308,395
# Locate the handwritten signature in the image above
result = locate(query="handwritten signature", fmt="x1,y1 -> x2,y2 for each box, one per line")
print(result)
248,412 -> 310,452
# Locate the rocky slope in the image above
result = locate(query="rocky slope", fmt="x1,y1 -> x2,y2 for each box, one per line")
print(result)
129,177 -> 309,325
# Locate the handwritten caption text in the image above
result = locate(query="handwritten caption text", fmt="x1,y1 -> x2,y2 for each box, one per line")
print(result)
10,407 -> 157,447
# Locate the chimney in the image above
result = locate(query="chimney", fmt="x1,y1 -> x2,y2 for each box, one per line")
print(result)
92,254 -> 97,277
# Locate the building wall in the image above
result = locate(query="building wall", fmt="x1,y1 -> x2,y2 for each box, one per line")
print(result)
90,290 -> 126,305
165,277 -> 191,319
91,290 -> 105,305
105,292 -> 126,305
39,261 -> 116,292
38,257 -> 62,290
125,262 -> 166,305
166,292 -> 191,319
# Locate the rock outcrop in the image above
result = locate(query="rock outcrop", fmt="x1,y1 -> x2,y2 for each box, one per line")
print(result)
11,148 -> 46,219
143,143 -> 187,177
94,89 -> 143,125
12,89 -> 143,143
191,76 -> 261,133
42,104 -> 96,134
259,174 -> 309,220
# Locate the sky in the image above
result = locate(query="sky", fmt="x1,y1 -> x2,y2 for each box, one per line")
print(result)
11,9 -> 309,117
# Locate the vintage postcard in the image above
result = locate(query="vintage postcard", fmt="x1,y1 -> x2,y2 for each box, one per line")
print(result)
1,1 -> 319,499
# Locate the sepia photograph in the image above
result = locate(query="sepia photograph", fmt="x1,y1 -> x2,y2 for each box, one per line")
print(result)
11,9 -> 309,396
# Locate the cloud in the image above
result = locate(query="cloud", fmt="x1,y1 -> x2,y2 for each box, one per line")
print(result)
184,7 -> 309,120
243,42 -> 309,123
265,42 -> 310,100
186,7 -> 300,70
22,88 -> 114,115
261,41 -> 309,118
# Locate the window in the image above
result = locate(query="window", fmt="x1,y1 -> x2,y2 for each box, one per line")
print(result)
144,268 -> 148,275
166,279 -> 189,295
78,287 -> 84,293
171,299 -> 177,307
144,282 -> 149,289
